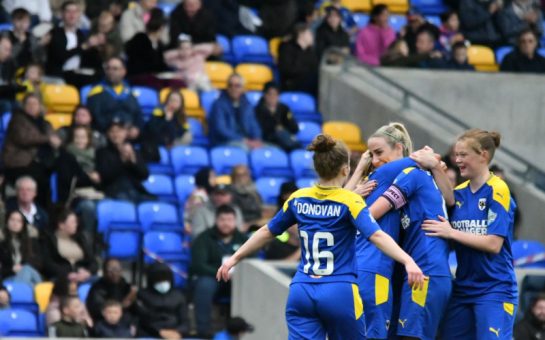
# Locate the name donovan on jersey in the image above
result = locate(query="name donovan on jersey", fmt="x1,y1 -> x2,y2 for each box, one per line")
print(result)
295,201 -> 342,217
451,220 -> 488,235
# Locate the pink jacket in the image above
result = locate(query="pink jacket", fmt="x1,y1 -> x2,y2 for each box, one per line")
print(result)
356,24 -> 396,66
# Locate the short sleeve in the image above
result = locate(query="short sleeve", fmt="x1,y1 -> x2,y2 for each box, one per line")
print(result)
268,201 -> 297,236
382,168 -> 420,210
353,207 -> 381,239
486,196 -> 512,238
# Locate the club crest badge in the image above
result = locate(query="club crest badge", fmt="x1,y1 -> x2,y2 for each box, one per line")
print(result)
478,198 -> 486,211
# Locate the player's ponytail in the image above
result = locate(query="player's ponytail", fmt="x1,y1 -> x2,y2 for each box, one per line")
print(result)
457,129 -> 501,163
308,134 -> 349,180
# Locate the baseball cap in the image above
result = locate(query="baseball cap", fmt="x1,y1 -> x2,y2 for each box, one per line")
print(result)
212,183 -> 232,194
227,317 -> 254,334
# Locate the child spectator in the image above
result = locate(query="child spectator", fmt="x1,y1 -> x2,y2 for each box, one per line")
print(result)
439,10 -> 465,51
93,300 -> 133,338
16,63 -> 45,102
447,41 -> 475,70
46,276 -> 93,327
48,295 -> 89,338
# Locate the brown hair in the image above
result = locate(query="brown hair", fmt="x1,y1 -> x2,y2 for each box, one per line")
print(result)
69,125 -> 93,148
457,129 -> 501,163
164,90 -> 187,126
102,299 -> 122,310
307,134 -> 349,180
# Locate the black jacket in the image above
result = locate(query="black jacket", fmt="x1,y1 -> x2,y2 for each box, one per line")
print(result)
459,0 -> 501,46
278,40 -> 319,94
514,313 -> 545,340
500,50 -> 545,73
169,5 -> 217,46
315,23 -> 350,59
40,230 -> 97,280
5,198 -> 49,231
0,237 -> 42,279
254,100 -> 298,142
95,142 -> 150,199
92,319 -> 132,338
55,149 -> 96,203
142,111 -> 189,148
125,33 -> 168,76
86,277 -> 133,321
136,288 -> 189,337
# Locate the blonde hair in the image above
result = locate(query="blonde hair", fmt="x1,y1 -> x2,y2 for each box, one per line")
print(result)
457,129 -> 501,163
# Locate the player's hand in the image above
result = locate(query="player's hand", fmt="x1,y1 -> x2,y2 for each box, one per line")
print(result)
422,216 -> 453,239
354,179 -> 377,198
216,257 -> 237,282
405,260 -> 425,290
410,146 -> 440,169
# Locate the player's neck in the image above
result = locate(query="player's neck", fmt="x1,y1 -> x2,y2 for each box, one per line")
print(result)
318,177 -> 344,188
469,168 -> 491,193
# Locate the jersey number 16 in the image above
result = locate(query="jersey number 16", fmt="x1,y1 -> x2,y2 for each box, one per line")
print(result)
300,231 -> 335,275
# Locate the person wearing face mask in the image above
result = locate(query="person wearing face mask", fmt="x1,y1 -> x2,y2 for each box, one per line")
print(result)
136,262 -> 188,339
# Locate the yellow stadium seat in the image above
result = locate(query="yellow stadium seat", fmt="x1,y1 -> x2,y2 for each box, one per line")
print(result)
372,0 -> 409,13
269,37 -> 283,62
45,113 -> 72,129
323,121 -> 367,152
42,84 -> 80,114
205,62 -> 234,89
341,0 -> 372,12
35,282 -> 54,313
235,64 -> 274,91
467,45 -> 499,72
159,88 -> 205,121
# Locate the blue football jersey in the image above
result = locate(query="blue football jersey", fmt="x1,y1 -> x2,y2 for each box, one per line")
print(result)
356,157 -> 417,277
382,167 -> 451,277
268,185 -> 381,284
449,175 -> 518,302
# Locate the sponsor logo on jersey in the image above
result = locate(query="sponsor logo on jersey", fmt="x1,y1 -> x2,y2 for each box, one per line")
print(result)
478,198 -> 487,211
488,209 -> 497,224
455,200 -> 463,208
385,320 -> 390,330
398,319 -> 407,328
451,220 -> 488,235
489,327 -> 500,337
295,202 -> 342,217
401,213 -> 410,230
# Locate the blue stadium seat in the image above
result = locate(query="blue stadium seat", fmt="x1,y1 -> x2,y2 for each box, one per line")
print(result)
3,281 -> 37,314
77,282 -> 92,303
96,200 -> 138,233
80,84 -> 93,105
538,48 -> 545,57
143,231 -> 186,264
250,147 -> 292,178
188,118 -> 209,147
245,91 -> 263,106
50,173 -> 58,203
296,177 -> 317,189
148,146 -> 173,175
256,177 -> 288,205
171,145 -> 210,175
132,86 -> 159,116
353,13 -> 370,28
200,89 -> 220,116
142,174 -> 177,203
232,35 -> 274,65
495,46 -> 513,64
169,260 -> 189,288
106,230 -> 141,260
2,112 -> 11,131
520,275 -> 545,312
158,2 -> 176,15
280,92 -> 321,123
0,309 -> 40,336
411,0 -> 447,15
425,15 -> 441,27
0,24 -> 13,32
217,34 -> 235,64
296,121 -> 322,147
174,175 -> 196,203
138,201 -> 182,232
290,149 -> 316,178
210,146 -> 248,175
389,15 -> 407,32
512,240 -> 545,268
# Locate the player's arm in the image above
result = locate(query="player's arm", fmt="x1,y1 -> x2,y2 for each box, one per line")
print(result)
345,151 -> 370,191
369,230 -> 425,289
422,216 -> 504,254
216,225 -> 276,282
410,147 -> 455,207
369,196 -> 392,220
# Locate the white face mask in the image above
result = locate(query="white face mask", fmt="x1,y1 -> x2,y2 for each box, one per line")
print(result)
153,281 -> 171,294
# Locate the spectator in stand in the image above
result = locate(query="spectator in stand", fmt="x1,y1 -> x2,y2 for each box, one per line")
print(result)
316,0 -> 358,34
119,0 -> 160,43
208,74 -> 263,149
447,41 -> 475,70
500,28 -> 545,72
58,105 -> 106,148
190,184 -> 244,239
87,57 -> 143,137
125,8 -> 169,89
0,285 -> 10,309
415,28 -> 449,68
16,63 -> 45,103
439,10 -> 465,52
191,205 -> 248,338
90,11 -> 123,62
86,258 -> 137,322
184,167 -> 217,227
0,34 -> 21,113
46,1 -> 104,88
136,262 -> 189,339
46,276 -> 93,327
3,0 -> 52,23
96,117 -> 152,202
254,82 -> 300,152
142,90 -> 192,158
169,0 -> 217,47
498,0 -> 543,45
205,0 -> 249,37
316,6 -> 350,60
213,316 -> 255,340
260,0 -> 298,39
163,34 -> 214,91
48,295 -> 89,337
92,300 -> 134,338
459,0 -> 502,46
230,165 -> 263,225
2,94 -> 61,207
5,176 -> 49,230
41,209 -> 97,282
278,23 -> 319,95
402,9 -> 440,54
8,8 -> 45,68
515,294 -> 545,340
0,210 -> 42,285
356,5 -> 396,66
381,38 -> 419,66
84,0 -> 128,21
